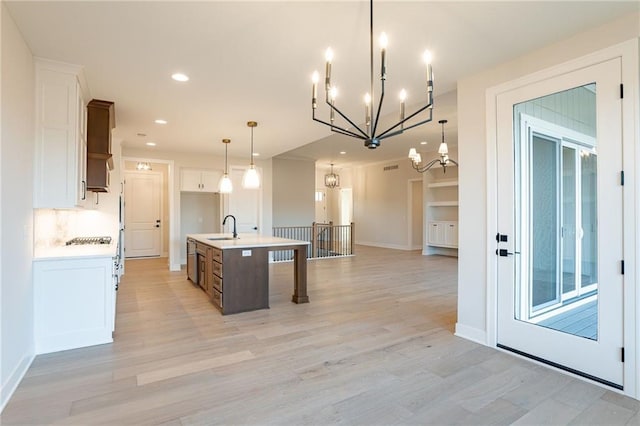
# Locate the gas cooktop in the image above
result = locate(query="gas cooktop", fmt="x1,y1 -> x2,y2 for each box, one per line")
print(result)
65,236 -> 112,246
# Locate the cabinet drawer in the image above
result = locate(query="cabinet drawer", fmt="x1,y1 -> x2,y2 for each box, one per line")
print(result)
212,248 -> 222,263
212,289 -> 223,309
212,260 -> 223,278
212,274 -> 222,293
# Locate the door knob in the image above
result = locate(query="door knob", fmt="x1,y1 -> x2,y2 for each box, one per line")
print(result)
496,249 -> 520,257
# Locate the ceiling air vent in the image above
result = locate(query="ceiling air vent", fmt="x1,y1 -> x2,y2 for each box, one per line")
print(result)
383,164 -> 399,171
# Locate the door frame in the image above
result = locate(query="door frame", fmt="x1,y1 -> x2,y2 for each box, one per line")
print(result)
122,157 -> 176,267
485,39 -> 638,397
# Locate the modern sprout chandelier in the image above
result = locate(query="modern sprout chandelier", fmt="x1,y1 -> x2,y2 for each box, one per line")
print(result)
310,0 -> 434,149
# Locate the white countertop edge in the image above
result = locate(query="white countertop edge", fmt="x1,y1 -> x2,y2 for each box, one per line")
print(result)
34,244 -> 118,261
187,233 -> 310,250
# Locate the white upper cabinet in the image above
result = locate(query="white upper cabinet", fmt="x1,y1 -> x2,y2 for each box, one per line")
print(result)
181,169 -> 222,192
34,59 -> 89,208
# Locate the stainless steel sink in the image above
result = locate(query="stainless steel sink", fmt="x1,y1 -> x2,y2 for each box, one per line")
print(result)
206,236 -> 238,241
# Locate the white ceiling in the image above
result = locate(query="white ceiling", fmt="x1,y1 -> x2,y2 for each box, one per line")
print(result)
6,1 -> 638,170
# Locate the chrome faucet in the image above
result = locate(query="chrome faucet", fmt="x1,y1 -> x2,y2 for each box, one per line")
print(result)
222,214 -> 237,239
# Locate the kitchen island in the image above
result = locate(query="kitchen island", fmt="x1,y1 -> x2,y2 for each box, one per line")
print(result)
186,233 -> 310,315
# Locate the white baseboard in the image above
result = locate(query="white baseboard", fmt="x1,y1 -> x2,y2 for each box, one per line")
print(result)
1,351 -> 35,413
454,323 -> 488,346
169,263 -> 181,272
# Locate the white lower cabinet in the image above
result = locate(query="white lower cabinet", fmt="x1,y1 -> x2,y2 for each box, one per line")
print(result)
34,256 -> 115,354
427,221 -> 458,248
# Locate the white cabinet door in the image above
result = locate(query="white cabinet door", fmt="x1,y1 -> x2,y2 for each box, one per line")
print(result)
200,170 -> 222,192
428,222 -> 444,245
76,81 -> 88,206
444,222 -> 458,247
181,169 -> 222,192
180,169 -> 203,191
34,256 -> 114,354
34,59 -> 87,208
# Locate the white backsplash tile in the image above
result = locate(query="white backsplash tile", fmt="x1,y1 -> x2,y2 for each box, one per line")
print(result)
34,208 -> 118,248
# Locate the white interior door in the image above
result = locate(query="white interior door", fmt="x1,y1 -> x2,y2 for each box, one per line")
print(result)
496,58 -> 624,388
124,171 -> 162,258
226,167 -> 260,234
315,189 -> 327,223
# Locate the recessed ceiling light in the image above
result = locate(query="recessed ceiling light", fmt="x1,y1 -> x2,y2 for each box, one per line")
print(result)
340,151 -> 346,155
171,73 -> 189,82
420,141 -> 427,145
146,142 -> 157,146
154,119 -> 167,125
252,152 -> 260,157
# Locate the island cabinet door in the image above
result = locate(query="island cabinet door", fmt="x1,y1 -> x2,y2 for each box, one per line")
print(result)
221,247 -> 269,315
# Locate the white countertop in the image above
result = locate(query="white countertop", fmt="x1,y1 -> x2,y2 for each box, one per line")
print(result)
34,243 -> 118,261
187,233 -> 310,250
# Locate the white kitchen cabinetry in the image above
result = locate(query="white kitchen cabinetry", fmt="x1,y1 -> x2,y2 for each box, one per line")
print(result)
181,169 -> 222,192
427,221 -> 458,248
34,256 -> 116,354
424,165 -> 458,255
34,59 -> 89,208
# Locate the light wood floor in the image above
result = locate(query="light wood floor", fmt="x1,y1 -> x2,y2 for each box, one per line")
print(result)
3,245 -> 639,425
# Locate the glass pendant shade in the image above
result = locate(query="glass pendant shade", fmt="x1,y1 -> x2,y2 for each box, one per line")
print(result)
242,165 -> 260,189
242,121 -> 261,189
219,138 -> 232,193
218,174 -> 233,193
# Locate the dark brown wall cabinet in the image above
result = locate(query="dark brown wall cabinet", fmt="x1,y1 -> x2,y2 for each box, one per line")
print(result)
87,99 -> 115,192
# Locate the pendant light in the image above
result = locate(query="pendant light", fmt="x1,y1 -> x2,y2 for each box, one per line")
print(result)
242,121 -> 261,189
324,163 -> 340,189
218,138 -> 233,193
408,119 -> 458,173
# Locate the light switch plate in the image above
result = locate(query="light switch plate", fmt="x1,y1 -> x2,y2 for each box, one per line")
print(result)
242,250 -> 252,257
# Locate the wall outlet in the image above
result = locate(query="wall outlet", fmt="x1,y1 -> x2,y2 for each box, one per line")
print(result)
242,250 -> 252,257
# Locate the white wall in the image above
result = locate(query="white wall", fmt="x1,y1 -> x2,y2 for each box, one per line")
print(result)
456,12 -> 640,342
1,3 -> 35,410
272,157 -> 315,227
353,158 -> 418,249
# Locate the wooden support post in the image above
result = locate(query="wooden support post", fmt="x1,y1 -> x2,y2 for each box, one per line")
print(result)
311,222 -> 317,257
350,222 -> 355,255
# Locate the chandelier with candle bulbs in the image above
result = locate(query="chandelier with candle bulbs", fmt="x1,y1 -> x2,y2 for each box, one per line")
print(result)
310,0 -> 434,149
408,119 -> 457,173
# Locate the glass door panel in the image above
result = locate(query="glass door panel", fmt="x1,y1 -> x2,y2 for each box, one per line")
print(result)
496,57 -> 623,387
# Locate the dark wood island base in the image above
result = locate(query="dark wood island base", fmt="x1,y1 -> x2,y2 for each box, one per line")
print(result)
187,234 -> 310,314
